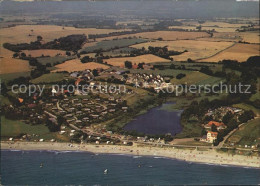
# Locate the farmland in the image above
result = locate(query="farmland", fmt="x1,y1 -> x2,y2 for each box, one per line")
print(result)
22,49 -> 67,57
37,56 -> 75,66
80,38 -> 147,53
0,25 -> 129,75
131,40 -> 234,61
52,59 -> 110,72
199,43 -> 259,62
96,31 -> 210,42
30,73 -> 70,84
104,54 -> 171,67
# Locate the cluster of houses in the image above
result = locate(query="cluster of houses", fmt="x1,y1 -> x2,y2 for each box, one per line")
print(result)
205,107 -> 243,121
200,107 -> 243,143
45,96 -> 128,129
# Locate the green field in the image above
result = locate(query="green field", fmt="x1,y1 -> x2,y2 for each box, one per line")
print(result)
232,103 -> 260,116
1,116 -> 69,141
81,38 -> 147,53
227,118 -> 260,147
171,71 -> 222,85
0,71 -> 30,82
30,72 -> 70,84
37,56 -> 75,66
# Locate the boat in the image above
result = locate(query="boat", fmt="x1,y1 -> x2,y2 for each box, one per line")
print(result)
104,169 -> 108,174
40,163 -> 43,168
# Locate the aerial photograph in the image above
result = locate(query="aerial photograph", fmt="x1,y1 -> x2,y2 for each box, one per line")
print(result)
0,0 -> 259,185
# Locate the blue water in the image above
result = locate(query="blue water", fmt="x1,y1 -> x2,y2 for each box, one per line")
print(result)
1,150 -> 259,185
124,102 -> 182,135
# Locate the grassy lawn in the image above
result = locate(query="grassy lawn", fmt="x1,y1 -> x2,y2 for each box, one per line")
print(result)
0,72 -> 30,83
30,72 -> 70,84
227,118 -> 260,147
81,38 -> 147,53
0,116 -> 69,142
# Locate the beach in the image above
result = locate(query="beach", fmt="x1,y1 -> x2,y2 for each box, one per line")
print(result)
1,141 -> 259,168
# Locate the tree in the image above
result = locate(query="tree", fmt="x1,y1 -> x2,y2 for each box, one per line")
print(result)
176,73 -> 186,79
239,110 -> 255,123
92,69 -> 99,76
222,111 -> 233,124
37,35 -> 43,41
20,52 -> 26,58
125,61 -> 132,69
211,124 -> 218,132
66,51 -> 71,56
13,52 -> 19,58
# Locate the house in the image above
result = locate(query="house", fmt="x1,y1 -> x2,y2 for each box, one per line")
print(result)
207,131 -> 218,143
205,121 -> 226,131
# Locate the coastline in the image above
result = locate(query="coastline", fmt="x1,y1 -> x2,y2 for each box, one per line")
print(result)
1,141 -> 259,168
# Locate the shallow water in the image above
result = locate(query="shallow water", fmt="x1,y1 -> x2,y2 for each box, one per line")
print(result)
1,150 -> 259,185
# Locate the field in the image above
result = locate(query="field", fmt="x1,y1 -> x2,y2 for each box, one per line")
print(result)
30,73 -> 70,84
238,32 -> 260,44
37,56 -> 75,66
0,71 -> 30,82
96,31 -> 210,42
0,55 -> 30,74
131,40 -> 234,61
171,71 -> 222,85
232,103 -> 260,116
227,118 -> 260,147
81,38 -> 147,53
52,59 -> 110,72
104,54 -> 171,67
199,43 -> 259,62
0,116 -> 69,141
0,25 -> 130,44
22,49 -> 67,57
0,25 -> 129,74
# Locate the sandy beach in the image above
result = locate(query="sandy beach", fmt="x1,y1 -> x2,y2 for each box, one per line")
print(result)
1,141 -> 259,168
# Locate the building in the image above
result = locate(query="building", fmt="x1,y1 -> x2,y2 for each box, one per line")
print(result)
207,131 -> 218,143
204,121 -> 226,131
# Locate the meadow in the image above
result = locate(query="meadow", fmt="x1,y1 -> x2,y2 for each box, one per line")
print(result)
227,118 -> 260,147
37,56 -> 75,66
30,73 -> 70,84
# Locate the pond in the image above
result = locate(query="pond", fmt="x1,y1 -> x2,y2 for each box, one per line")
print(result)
124,102 -> 182,135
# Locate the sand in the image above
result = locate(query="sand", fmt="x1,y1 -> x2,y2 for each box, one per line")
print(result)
1,141 -> 259,168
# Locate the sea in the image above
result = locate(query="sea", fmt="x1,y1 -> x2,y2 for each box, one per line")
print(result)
1,150 -> 260,185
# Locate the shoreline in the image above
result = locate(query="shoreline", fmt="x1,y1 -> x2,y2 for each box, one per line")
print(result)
1,141 -> 260,168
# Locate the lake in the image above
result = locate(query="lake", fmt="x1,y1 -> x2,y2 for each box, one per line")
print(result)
124,102 -> 182,135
